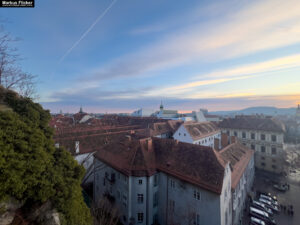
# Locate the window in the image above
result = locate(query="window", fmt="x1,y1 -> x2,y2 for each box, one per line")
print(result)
137,213 -> 144,223
194,190 -> 200,200
272,147 -> 277,155
195,214 -> 200,225
261,162 -> 265,166
251,133 -> 255,140
137,194 -> 143,204
153,214 -> 158,224
261,146 -> 266,153
123,194 -> 127,207
169,200 -> 175,213
179,132 -> 181,136
234,131 -> 237,137
251,144 -> 255,150
154,174 -> 158,186
261,134 -> 266,141
184,133 -> 186,136
226,130 -> 230,135
170,179 -> 175,188
271,135 -> 277,142
153,192 -> 158,207
242,132 -> 246,139
138,179 -> 143,185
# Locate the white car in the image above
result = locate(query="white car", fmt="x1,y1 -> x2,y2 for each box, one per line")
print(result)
259,198 -> 280,213
250,217 -> 266,225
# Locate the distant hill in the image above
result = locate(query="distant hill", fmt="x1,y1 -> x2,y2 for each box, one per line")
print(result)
210,106 -> 297,116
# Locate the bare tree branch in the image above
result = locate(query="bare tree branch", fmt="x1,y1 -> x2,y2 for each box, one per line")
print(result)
0,27 -> 37,98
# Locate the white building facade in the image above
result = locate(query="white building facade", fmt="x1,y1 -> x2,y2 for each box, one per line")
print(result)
173,122 -> 221,149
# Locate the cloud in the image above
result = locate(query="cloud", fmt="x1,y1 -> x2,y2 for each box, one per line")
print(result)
141,53 -> 300,98
41,93 -> 300,113
83,0 -> 300,82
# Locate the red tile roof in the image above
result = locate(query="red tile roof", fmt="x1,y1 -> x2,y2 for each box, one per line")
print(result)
94,137 -> 227,194
219,115 -> 285,132
219,142 -> 254,189
183,121 -> 220,141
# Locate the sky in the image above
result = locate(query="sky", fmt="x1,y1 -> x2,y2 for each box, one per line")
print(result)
1,0 -> 300,113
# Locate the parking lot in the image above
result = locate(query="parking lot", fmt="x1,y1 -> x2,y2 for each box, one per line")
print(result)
242,170 -> 299,225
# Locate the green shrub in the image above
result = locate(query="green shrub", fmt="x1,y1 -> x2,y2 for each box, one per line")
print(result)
0,88 -> 92,225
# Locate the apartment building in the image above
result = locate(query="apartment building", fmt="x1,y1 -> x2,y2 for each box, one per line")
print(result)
93,136 -> 232,225
93,135 -> 254,225
219,115 -> 285,174
173,121 -> 221,149
219,139 -> 255,225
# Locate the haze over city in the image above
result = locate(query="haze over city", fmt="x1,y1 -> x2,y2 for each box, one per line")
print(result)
2,0 -> 300,112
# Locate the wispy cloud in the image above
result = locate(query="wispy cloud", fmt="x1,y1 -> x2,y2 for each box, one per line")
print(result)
143,53 -> 300,98
83,0 -> 300,82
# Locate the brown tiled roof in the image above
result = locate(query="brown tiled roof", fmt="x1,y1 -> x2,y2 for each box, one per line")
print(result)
150,120 -> 183,136
94,137 -> 227,194
219,115 -> 285,132
54,131 -> 134,155
73,112 -> 88,123
219,142 -> 254,189
183,121 -> 220,141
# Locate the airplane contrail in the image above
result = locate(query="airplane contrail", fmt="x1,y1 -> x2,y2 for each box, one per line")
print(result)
59,0 -> 118,63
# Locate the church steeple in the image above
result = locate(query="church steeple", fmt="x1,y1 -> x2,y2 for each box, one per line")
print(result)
79,106 -> 83,113
160,101 -> 164,111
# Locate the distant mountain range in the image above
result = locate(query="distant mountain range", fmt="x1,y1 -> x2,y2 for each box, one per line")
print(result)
210,106 -> 297,116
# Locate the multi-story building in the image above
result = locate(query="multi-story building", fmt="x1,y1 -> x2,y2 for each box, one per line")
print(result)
219,115 -> 285,174
219,138 -> 255,225
93,135 -> 254,225
93,136 -> 232,225
173,121 -> 221,149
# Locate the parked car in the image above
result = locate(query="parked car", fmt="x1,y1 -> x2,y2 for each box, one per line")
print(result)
259,198 -> 280,213
249,207 -> 276,225
273,183 -> 288,192
252,200 -> 274,216
257,191 -> 277,201
250,217 -> 266,225
260,194 -> 279,206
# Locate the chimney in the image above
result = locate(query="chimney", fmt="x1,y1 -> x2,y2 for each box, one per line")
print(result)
125,135 -> 131,141
221,133 -> 229,148
214,138 -> 220,151
147,138 -> 153,151
75,141 -> 80,154
230,136 -> 237,144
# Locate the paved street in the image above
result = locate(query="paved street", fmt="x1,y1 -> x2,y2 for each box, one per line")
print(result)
245,170 -> 300,225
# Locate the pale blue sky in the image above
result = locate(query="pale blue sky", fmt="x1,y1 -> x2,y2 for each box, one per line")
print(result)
1,0 -> 300,113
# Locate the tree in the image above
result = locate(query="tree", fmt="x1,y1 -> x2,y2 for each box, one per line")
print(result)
0,86 -> 92,225
0,27 -> 37,98
92,198 -> 120,225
